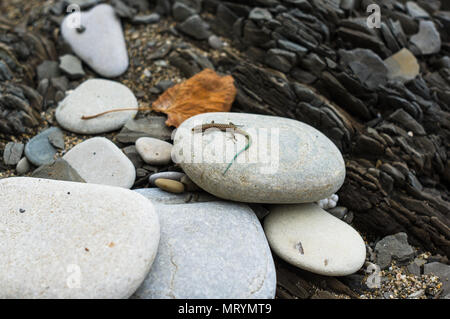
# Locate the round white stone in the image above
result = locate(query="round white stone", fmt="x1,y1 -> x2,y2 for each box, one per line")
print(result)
61,4 -> 129,78
172,112 -> 346,203
0,177 -> 160,299
63,137 -> 136,188
264,203 -> 366,276
131,197 -> 276,299
135,137 -> 173,165
55,79 -> 138,134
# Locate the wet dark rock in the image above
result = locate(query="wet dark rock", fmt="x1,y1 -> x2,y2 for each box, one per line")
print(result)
249,7 -> 273,21
111,0 -> 137,18
388,109 -> 426,136
277,39 -> 308,57
375,233 -> 415,269
177,15 -> 211,40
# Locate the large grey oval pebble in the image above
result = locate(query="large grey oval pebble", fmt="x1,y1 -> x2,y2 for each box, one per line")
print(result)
173,113 -> 345,203
63,137 -> 136,188
131,199 -> 276,299
55,79 -> 138,134
24,127 -> 60,166
264,203 -> 366,276
0,177 -> 160,299
61,4 -> 129,78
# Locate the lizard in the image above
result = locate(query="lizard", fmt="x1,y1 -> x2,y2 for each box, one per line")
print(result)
192,121 -> 252,175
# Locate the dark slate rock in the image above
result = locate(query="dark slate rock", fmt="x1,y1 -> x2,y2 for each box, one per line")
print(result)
277,39 -> 308,57
116,117 -> 173,144
131,13 -> 161,24
388,108 -> 426,136
123,145 -> 144,169
265,48 -> 297,73
111,0 -> 137,18
24,127 -> 60,166
148,42 -> 172,60
59,54 -> 85,80
375,232 -> 415,269
299,52 -> 326,76
31,159 -> 85,183
176,15 -> 211,40
37,61 -> 60,81
339,48 -> 388,90
172,2 -> 197,22
0,61 -> 13,81
3,142 -> 24,166
156,80 -> 175,91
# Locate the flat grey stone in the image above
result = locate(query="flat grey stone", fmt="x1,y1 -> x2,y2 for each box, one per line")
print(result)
61,4 -> 129,78
172,2 -> 196,22
36,61 -> 60,81
48,129 -> 65,150
264,203 -> 366,276
176,15 -> 211,40
59,54 -> 85,80
31,159 -> 85,183
116,116 -> 173,144
375,232 -> 415,269
173,113 -> 346,204
131,200 -> 276,299
0,177 -> 160,299
25,127 -> 60,166
135,188 -> 216,205
410,20 -> 441,55
3,142 -> 24,166
131,13 -> 160,24
56,79 -> 138,135
63,137 -> 136,189
148,171 -> 186,186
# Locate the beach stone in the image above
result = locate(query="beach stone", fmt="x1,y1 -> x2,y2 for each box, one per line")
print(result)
384,48 -> 420,83
24,127 -> 60,166
63,137 -> 136,188
16,157 -> 31,175
406,2 -> 430,19
410,20 -> 441,55
176,15 -> 211,40
264,203 -> 366,276
132,200 -> 276,299
116,116 -> 173,144
61,4 -> 129,78
0,177 -> 159,299
3,142 -> 24,166
135,188 -> 216,205
59,54 -> 85,80
375,232 -> 415,269
149,171 -> 186,186
48,128 -> 65,150
172,113 -> 346,204
135,137 -> 173,165
424,262 -> 450,297
55,79 -> 138,134
155,179 -> 185,194
31,159 -> 85,183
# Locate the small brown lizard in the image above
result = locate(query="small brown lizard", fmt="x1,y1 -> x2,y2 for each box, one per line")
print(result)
192,121 -> 252,175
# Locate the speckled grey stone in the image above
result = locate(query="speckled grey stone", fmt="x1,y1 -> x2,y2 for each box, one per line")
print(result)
55,79 -> 138,135
131,200 -> 276,299
410,20 -> 441,55
24,127 -> 60,166
264,203 -> 366,276
172,113 -> 346,203
61,4 -> 129,78
0,177 -> 160,299
63,137 -> 136,188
